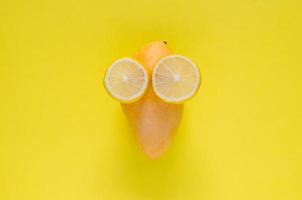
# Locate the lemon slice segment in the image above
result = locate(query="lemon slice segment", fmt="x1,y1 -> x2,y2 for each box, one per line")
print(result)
104,58 -> 149,103
152,55 -> 201,103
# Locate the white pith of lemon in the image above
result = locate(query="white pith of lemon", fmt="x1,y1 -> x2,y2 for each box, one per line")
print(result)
152,55 -> 201,103
104,58 -> 149,103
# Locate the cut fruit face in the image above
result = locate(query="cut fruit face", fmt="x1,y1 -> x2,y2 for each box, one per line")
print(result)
104,58 -> 149,103
152,55 -> 201,103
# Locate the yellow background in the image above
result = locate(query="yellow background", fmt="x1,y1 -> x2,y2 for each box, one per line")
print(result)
1,0 -> 301,199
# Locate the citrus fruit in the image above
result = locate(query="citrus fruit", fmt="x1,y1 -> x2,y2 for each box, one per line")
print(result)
152,55 -> 201,103
104,58 -> 149,103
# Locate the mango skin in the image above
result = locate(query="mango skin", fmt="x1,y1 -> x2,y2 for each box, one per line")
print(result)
121,41 -> 183,159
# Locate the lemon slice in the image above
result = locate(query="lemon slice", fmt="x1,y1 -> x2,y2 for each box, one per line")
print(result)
152,55 -> 201,103
104,58 -> 149,103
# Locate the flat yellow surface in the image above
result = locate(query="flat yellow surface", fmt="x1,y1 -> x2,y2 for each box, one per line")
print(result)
0,0 -> 301,199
